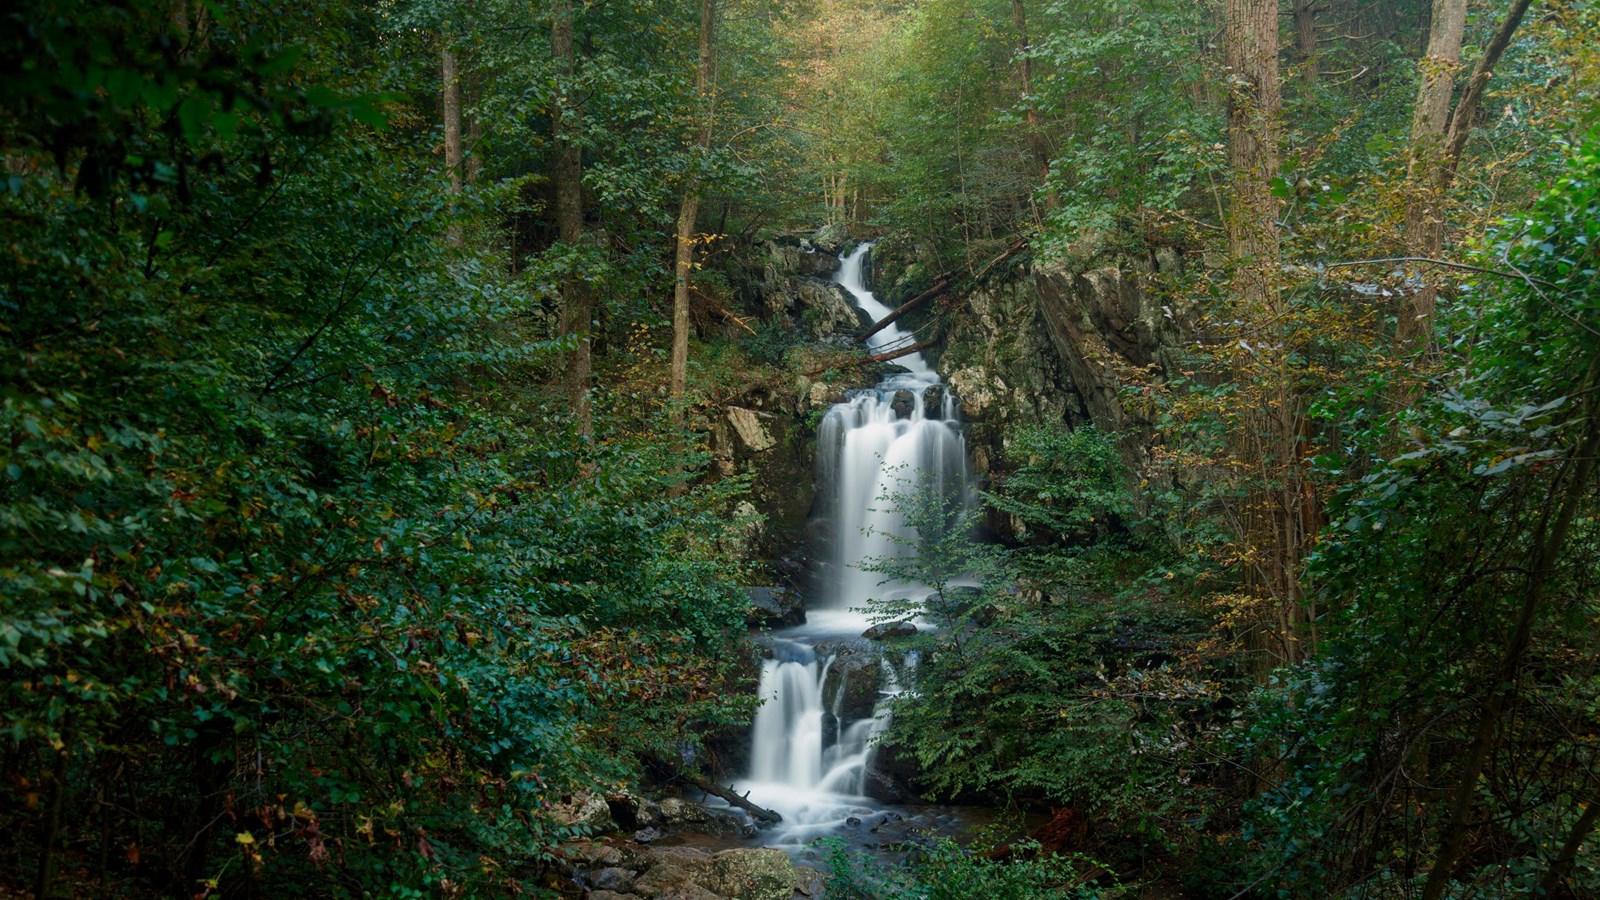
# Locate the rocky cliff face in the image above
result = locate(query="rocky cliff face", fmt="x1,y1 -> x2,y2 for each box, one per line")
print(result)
936,247 -> 1191,482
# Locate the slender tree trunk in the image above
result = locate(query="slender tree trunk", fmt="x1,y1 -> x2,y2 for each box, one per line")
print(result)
1398,0 -> 1534,362
552,0 -> 591,436
1291,0 -> 1319,85
1423,368 -> 1600,900
441,44 -> 464,247
1539,794 -> 1600,897
1397,0 -> 1467,356
1226,0 -> 1307,667
1010,0 -> 1054,214
671,0 -> 717,401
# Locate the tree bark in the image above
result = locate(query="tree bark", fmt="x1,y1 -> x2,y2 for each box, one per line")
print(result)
1226,0 -> 1308,667
441,44 -> 464,247
552,0 -> 591,436
855,277 -> 951,345
1010,0 -> 1054,213
671,0 -> 717,402
1291,0 -> 1320,85
1396,0 -> 1468,356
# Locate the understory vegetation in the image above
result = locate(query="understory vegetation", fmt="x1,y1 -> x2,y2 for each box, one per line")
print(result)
5,0 -> 1600,897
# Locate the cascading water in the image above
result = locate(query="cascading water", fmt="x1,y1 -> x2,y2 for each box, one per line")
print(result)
737,243 -> 969,846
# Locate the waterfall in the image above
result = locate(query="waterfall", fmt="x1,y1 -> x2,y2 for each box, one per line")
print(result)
737,243 -> 969,844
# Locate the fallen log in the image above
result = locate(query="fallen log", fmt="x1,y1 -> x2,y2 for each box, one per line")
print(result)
685,773 -> 782,825
691,287 -> 756,335
970,235 -> 1030,286
854,276 -> 952,345
804,336 -> 940,377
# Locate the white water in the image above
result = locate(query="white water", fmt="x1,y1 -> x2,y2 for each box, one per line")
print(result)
737,243 -> 968,845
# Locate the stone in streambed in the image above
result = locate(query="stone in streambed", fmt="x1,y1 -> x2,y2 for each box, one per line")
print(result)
702,848 -> 797,900
744,586 -> 805,629
890,390 -> 915,419
862,620 -> 917,640
550,791 -> 614,833
591,867 -> 637,893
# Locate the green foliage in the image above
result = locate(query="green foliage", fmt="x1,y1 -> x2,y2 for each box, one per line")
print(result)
0,1 -> 754,893
1236,132 -> 1600,896
985,425 -> 1136,540
860,458 -> 1219,838
821,836 -> 1115,899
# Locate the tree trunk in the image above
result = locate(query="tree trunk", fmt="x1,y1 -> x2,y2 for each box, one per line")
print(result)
441,44 -> 464,247
1291,0 -> 1319,85
1226,0 -> 1307,667
1010,0 -> 1054,214
552,0 -> 591,436
671,0 -> 717,402
1398,0 -> 1534,361
1396,0 -> 1467,356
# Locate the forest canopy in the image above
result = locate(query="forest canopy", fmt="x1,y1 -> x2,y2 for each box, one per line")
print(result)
3,0 -> 1600,896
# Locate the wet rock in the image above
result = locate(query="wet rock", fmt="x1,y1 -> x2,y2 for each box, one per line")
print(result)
797,280 -> 865,336
922,384 -> 947,419
702,848 -> 797,900
657,797 -> 710,826
862,620 -> 917,640
890,390 -> 915,419
727,407 -> 777,452
633,826 -> 665,844
812,223 -> 851,253
863,742 -> 921,804
794,865 -> 826,898
551,791 -> 614,834
608,793 -> 665,831
816,639 -> 881,722
947,366 -> 1001,418
588,892 -> 639,900
845,816 -> 862,827
592,867 -> 638,893
745,586 -> 805,629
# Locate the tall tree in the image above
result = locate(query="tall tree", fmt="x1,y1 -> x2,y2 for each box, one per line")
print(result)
670,0 -> 717,401
1009,0 -> 1053,215
1225,0 -> 1311,666
441,41 -> 465,246
1398,0 -> 1534,357
552,0 -> 592,435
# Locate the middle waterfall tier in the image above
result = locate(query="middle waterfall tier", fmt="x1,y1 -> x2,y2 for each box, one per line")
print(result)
736,242 -> 970,846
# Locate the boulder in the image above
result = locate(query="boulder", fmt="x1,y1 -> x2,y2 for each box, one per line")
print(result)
816,639 -> 881,722
890,390 -> 915,420
922,384 -> 948,419
744,586 -> 805,629
588,892 -> 638,900
811,222 -> 851,253
550,791 -> 613,834
607,792 -> 665,831
657,797 -> 709,826
727,407 -> 777,453
701,848 -> 796,900
591,867 -> 637,893
862,620 -> 917,640
797,280 -> 864,336
794,865 -> 827,898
